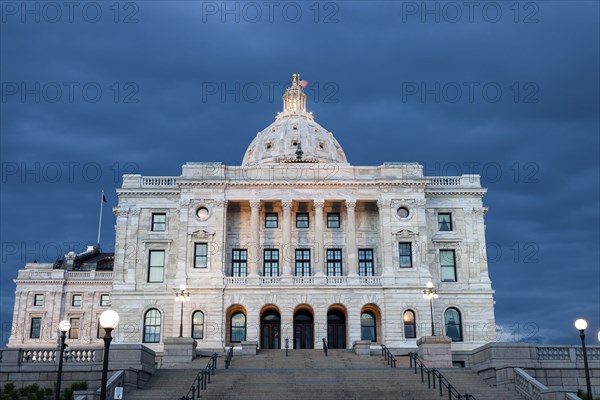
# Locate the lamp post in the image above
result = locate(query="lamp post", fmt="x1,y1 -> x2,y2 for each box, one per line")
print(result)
55,320 -> 70,400
423,282 -> 439,336
174,284 -> 190,337
575,319 -> 593,399
99,310 -> 120,400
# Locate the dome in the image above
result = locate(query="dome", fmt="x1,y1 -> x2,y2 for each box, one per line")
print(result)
242,74 -> 349,166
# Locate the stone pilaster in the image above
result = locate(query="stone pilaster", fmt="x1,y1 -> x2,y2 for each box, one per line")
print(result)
345,199 -> 357,276
313,199 -> 325,276
282,200 -> 293,276
248,200 -> 261,277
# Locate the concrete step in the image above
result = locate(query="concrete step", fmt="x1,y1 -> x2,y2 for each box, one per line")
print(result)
123,350 -> 522,400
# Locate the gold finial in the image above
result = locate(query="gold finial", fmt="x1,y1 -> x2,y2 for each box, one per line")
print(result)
292,74 -> 297,86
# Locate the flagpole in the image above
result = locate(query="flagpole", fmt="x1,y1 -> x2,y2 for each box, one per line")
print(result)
97,190 -> 104,247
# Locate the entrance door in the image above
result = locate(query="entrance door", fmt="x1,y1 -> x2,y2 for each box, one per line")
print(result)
293,309 -> 314,349
327,310 -> 346,349
260,310 -> 281,349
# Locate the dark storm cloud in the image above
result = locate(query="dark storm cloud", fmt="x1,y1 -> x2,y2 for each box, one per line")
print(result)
1,1 -> 598,346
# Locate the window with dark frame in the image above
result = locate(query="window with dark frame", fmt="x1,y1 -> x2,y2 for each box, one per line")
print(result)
403,310 -> 416,339
358,249 -> 374,276
33,294 -> 44,307
399,243 -> 413,268
265,213 -> 278,228
151,213 -> 166,231
72,294 -> 82,307
327,213 -> 340,228
97,318 -> 106,338
263,249 -> 279,276
326,249 -> 343,276
444,308 -> 463,342
438,213 -> 453,231
230,312 -> 246,342
295,249 -> 311,276
192,311 -> 204,339
440,249 -> 457,282
232,249 -> 248,277
296,212 -> 309,228
143,309 -> 161,343
30,317 -> 41,339
194,243 -> 208,268
100,294 -> 110,306
69,317 -> 80,339
148,250 -> 165,283
360,312 -> 376,342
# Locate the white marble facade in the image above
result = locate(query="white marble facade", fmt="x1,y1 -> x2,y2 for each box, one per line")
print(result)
9,75 -> 496,353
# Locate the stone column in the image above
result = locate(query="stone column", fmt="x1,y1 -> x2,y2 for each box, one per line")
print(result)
282,200 -> 293,276
313,200 -> 325,276
249,200 -> 261,277
377,199 -> 394,280
215,199 -> 228,279
345,199 -> 357,276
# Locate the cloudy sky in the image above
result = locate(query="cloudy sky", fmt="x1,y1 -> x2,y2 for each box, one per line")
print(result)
1,1 -> 598,346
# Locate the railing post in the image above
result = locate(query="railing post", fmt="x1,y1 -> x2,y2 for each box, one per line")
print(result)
432,370 -> 436,389
439,374 -> 443,397
420,364 -> 424,382
427,369 -> 431,388
448,384 -> 453,400
285,338 -> 289,357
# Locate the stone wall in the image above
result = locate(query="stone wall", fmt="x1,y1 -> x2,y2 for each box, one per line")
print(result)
0,344 -> 155,392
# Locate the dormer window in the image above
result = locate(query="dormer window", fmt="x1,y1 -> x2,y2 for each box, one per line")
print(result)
265,142 -> 272,150
292,140 -> 298,146
319,141 -> 325,150
292,125 -> 298,130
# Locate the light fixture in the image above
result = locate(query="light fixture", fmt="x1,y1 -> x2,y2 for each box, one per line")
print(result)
174,285 -> 191,337
575,319 -> 588,331
574,318 -> 593,399
55,320 -> 71,400
99,310 -> 119,400
423,282 -> 439,336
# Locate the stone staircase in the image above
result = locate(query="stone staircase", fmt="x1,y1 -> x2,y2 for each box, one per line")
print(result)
125,349 -> 522,400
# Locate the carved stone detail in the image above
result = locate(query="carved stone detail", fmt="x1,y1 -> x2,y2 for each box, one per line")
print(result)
345,199 -> 357,208
249,200 -> 261,209
313,199 -> 325,209
281,199 -> 293,209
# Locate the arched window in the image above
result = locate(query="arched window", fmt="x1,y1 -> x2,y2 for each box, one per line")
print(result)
444,308 -> 463,342
403,310 -> 416,339
360,311 -> 376,342
230,312 -> 246,343
143,309 -> 161,343
192,311 -> 204,340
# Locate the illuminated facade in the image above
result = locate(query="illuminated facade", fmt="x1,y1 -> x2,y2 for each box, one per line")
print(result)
9,75 -> 496,353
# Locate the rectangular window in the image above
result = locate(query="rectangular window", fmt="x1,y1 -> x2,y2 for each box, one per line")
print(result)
33,294 -> 44,307
72,294 -> 82,307
69,318 -> 80,339
440,250 -> 457,282
97,318 -> 106,338
30,317 -> 41,339
194,243 -> 208,268
263,249 -> 279,276
232,249 -> 248,277
438,213 -> 453,231
296,213 -> 309,228
358,249 -> 374,276
399,243 -> 413,268
326,249 -> 343,276
295,249 -> 311,276
148,250 -> 165,283
100,294 -> 110,307
327,213 -> 340,228
265,213 -> 278,228
151,213 -> 166,232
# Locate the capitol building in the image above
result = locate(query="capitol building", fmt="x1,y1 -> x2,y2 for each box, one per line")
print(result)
8,75 -> 496,355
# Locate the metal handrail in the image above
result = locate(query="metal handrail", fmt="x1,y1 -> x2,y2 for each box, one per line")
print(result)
179,352 -> 218,400
408,352 -> 476,400
380,344 -> 397,368
322,338 -> 328,357
224,346 -> 233,369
